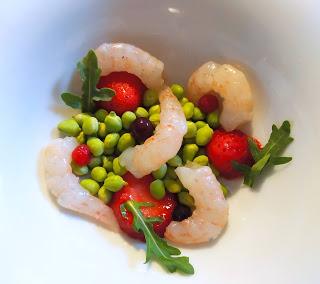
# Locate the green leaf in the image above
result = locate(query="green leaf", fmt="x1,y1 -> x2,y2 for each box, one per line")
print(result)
124,200 -> 194,275
92,88 -> 115,101
232,121 -> 294,188
60,93 -> 82,109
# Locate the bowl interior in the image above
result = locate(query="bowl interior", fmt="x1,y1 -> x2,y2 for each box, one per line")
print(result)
1,0 -> 319,283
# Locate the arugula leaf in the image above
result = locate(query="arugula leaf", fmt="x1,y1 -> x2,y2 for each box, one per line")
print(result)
233,120 -> 294,187
61,50 -> 115,112
124,200 -> 194,275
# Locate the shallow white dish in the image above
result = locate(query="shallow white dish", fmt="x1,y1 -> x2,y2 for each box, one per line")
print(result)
1,0 -> 320,283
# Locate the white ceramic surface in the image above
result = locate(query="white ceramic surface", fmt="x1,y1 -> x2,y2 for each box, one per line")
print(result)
1,0 -> 320,283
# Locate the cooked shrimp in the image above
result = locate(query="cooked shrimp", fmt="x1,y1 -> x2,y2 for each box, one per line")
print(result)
187,61 -> 253,131
165,163 -> 228,244
43,137 -> 119,232
119,86 -> 187,178
95,43 -> 164,90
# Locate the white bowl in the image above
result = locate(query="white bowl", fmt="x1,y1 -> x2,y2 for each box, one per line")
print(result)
1,0 -> 319,283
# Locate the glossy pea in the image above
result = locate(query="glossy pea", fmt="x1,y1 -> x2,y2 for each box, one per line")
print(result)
167,155 -> 182,167
220,183 -> 228,198
143,89 -> 159,107
58,119 -> 81,137
80,179 -> 100,195
149,113 -> 160,127
91,166 -> 107,182
102,156 -> 114,172
182,102 -> 195,120
152,164 -> 167,179
104,133 -> 120,149
182,144 -> 199,162
98,122 -> 107,138
88,156 -> 102,169
192,107 -> 206,121
105,111 -> 122,133
94,109 -> 108,122
193,155 -> 209,166
107,172 -> 115,177
195,125 -> 213,146
170,84 -> 184,100
82,116 -> 99,135
121,111 -> 136,130
178,192 -> 195,208
71,161 -> 89,176
113,157 -> 127,176
164,179 -> 182,193
149,104 -> 161,115
135,107 -> 149,118
98,185 -> 113,204
117,133 -> 135,152
166,166 -> 178,179
87,137 -> 104,157
76,131 -> 86,144
206,111 -> 220,129
103,175 -> 127,192
184,121 -> 197,138
73,113 -> 90,126
150,180 -> 166,200
179,97 -> 189,106
195,121 -> 207,129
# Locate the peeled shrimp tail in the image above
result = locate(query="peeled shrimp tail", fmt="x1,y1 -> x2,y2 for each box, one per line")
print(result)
119,86 -> 187,178
43,137 -> 119,232
95,43 -> 164,91
165,163 -> 228,244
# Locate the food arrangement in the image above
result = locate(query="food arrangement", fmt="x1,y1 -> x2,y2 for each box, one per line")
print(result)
43,43 -> 293,274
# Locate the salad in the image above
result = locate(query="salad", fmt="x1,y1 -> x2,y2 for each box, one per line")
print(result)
43,43 -> 293,275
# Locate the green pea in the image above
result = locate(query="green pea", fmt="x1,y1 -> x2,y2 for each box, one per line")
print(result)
117,133 -> 135,152
104,133 -> 120,149
58,119 -> 81,137
195,121 -> 207,129
102,156 -> 114,171
103,175 -> 127,192
170,84 -> 184,100
166,166 -> 178,179
167,155 -> 182,167
193,155 -> 209,166
98,122 -> 107,138
152,164 -> 167,179
87,137 -> 104,157
149,104 -> 161,115
76,131 -> 86,144
121,111 -> 136,130
82,116 -> 99,135
195,125 -> 213,146
104,147 -> 114,155
91,166 -> 107,182
206,111 -> 220,129
150,180 -> 166,200
220,183 -> 228,198
179,97 -> 189,106
80,179 -> 100,195
183,102 -> 195,120
135,107 -> 149,118
113,157 -> 127,176
182,144 -> 199,162
184,121 -> 197,138
71,161 -> 89,176
94,109 -> 108,122
73,113 -> 90,126
183,137 -> 196,145
178,192 -> 195,208
98,185 -> 113,204
192,107 -> 206,121
105,111 -> 122,133
164,179 -> 182,193
143,89 -> 159,107
88,156 -> 102,169
107,172 -> 115,177
149,113 -> 160,127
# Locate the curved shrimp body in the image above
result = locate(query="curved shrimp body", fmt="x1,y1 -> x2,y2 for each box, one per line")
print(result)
187,61 -> 253,131
164,164 -> 228,244
119,86 -> 187,178
95,43 -> 164,91
43,137 -> 119,232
